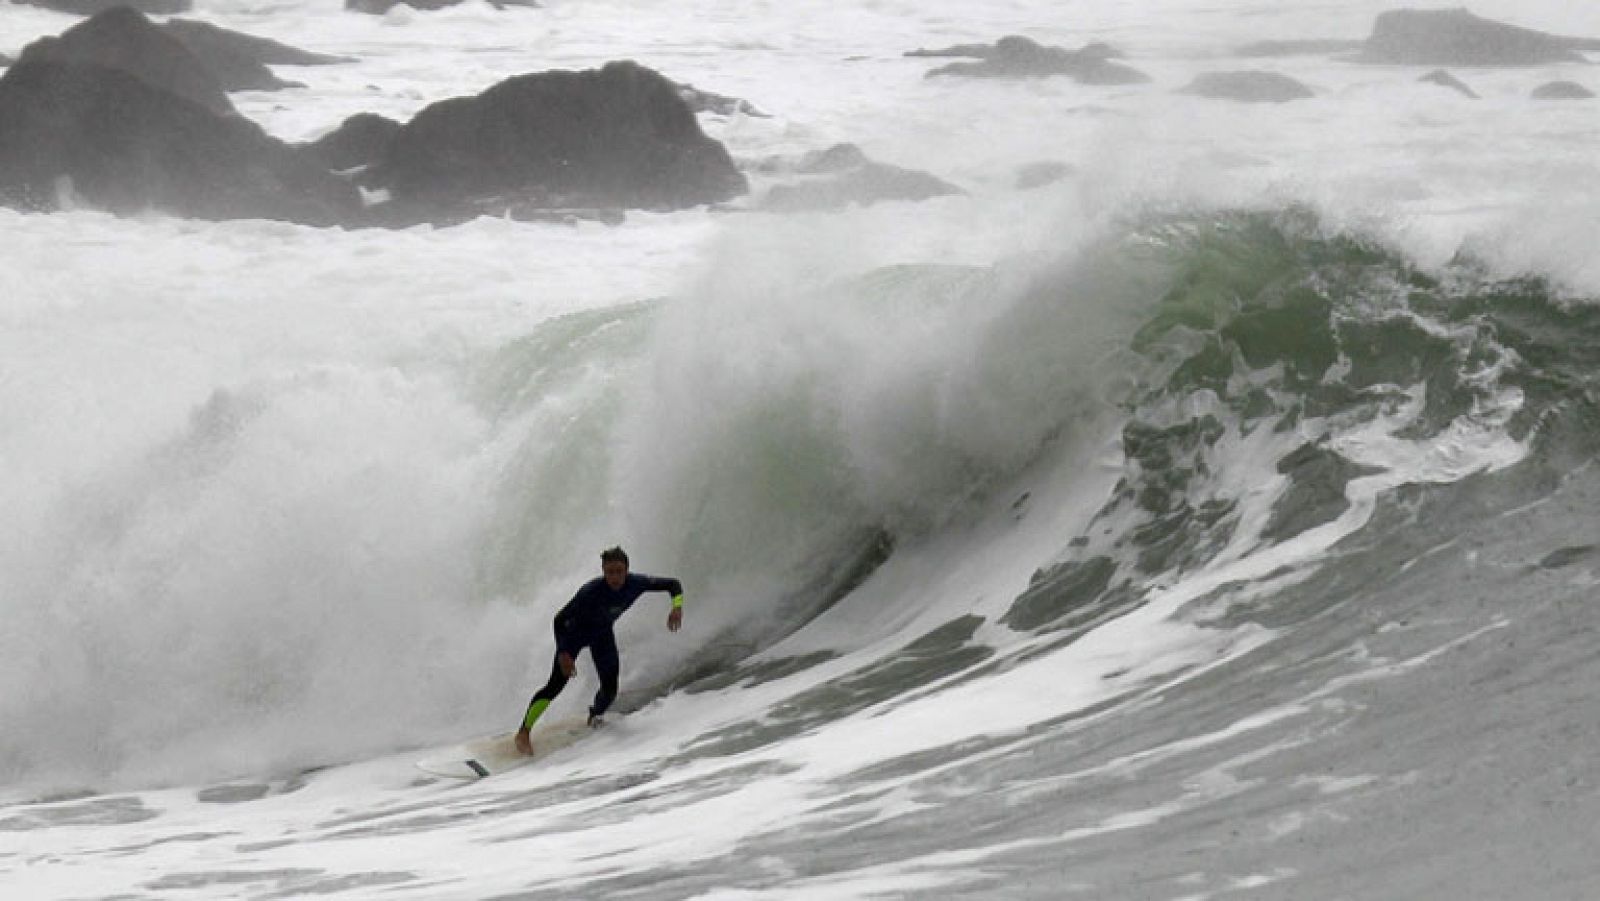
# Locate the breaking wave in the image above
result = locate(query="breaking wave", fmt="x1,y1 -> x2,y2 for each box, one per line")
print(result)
3,203 -> 1596,794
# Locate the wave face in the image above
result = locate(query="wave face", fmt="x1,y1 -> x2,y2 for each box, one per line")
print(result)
4,197 -> 1600,895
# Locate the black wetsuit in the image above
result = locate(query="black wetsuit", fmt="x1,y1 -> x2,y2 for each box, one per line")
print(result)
529,573 -> 683,720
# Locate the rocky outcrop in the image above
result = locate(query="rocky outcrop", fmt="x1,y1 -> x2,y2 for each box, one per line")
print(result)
12,0 -> 191,15
676,82 -> 768,118
161,19 -> 353,92
0,32 -> 746,228
346,0 -> 538,13
0,60 -> 360,224
1179,71 -> 1314,103
758,144 -> 960,212
17,6 -> 233,116
300,113 -> 402,172
165,20 -> 352,68
917,36 -> 1149,85
1357,9 -> 1600,66
363,60 -> 747,222
1419,69 -> 1478,98
1532,81 -> 1596,99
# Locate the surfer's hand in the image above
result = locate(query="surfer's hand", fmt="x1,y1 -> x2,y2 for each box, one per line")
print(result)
558,651 -> 576,678
514,728 -> 532,756
667,607 -> 682,633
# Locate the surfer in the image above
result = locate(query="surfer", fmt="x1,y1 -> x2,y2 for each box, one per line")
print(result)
515,547 -> 684,754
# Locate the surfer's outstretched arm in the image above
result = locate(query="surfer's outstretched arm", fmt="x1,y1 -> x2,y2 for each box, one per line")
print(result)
632,574 -> 686,631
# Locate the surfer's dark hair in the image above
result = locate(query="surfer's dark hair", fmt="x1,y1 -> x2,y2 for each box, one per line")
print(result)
600,546 -> 629,568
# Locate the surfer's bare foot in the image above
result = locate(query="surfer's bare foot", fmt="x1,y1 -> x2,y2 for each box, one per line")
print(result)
558,651 -> 576,678
514,729 -> 532,755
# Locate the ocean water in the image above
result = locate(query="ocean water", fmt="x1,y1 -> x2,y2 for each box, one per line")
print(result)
3,1 -> 1600,898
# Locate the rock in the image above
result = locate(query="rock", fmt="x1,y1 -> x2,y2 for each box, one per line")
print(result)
345,0 -> 538,13
0,60 -> 361,225
1235,39 -> 1364,58
17,7 -> 233,116
346,0 -> 455,11
921,35 -> 1150,85
160,20 -> 354,94
759,143 -> 961,212
1076,42 -> 1125,62
300,113 -> 402,171
1532,81 -> 1596,99
1015,161 -> 1074,190
1358,9 -> 1600,66
165,20 -> 353,68
906,41 -> 1003,59
11,0 -> 192,15
1179,71 -> 1314,103
798,143 -> 869,174
365,60 -> 746,221
1419,69 -> 1478,98
676,82 -> 769,118
159,23 -> 298,92
1070,58 -> 1153,86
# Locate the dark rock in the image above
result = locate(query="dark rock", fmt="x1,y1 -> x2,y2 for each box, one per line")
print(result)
17,7 -> 233,116
346,0 -> 538,13
676,82 -> 768,118
1180,71 -> 1314,103
911,37 -> 1124,61
12,0 -> 191,14
0,59 -> 362,225
160,20 -> 354,94
1358,9 -> 1600,66
1532,80 -> 1595,99
922,35 -> 1150,85
300,113 -> 401,171
1070,57 -> 1153,86
798,142 -> 869,174
1419,69 -> 1478,98
346,0 -> 453,11
1015,160 -> 1073,190
1076,41 -> 1126,62
1235,39 -> 1364,58
906,41 -> 1002,59
159,24 -> 297,92
165,20 -> 353,67
759,143 -> 960,212
366,60 -> 746,221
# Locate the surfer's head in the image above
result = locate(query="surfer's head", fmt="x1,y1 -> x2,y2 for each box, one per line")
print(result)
600,546 -> 629,588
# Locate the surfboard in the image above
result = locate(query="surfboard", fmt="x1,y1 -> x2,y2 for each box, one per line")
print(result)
415,716 -> 595,780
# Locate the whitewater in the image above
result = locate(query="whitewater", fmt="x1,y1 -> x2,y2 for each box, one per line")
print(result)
4,0 -> 1600,898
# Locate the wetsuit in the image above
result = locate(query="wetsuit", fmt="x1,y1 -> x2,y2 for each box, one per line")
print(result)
521,573 -> 683,730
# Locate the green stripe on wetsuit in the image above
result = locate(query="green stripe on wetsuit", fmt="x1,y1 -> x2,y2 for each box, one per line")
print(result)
521,697 -> 551,731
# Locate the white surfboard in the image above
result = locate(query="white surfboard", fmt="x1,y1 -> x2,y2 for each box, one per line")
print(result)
415,716 -> 595,780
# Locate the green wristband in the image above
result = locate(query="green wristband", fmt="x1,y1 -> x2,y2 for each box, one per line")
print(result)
671,594 -> 684,609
